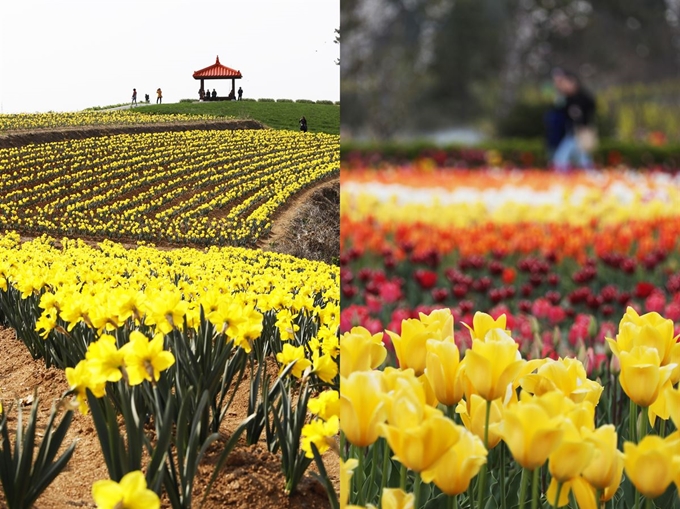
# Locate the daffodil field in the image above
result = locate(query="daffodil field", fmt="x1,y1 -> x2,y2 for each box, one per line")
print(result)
0,128 -> 338,245
0,111 -> 217,131
340,164 -> 680,508
0,108 -> 340,508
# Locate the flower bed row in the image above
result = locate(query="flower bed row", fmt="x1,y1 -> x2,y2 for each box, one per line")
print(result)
0,129 -> 339,245
0,111 -> 218,132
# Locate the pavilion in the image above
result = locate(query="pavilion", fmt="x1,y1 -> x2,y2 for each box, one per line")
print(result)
193,56 -> 243,100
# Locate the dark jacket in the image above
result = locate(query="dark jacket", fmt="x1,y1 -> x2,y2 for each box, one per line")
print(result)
563,89 -> 595,133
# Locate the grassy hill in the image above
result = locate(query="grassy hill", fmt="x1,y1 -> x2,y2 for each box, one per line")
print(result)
135,101 -> 339,135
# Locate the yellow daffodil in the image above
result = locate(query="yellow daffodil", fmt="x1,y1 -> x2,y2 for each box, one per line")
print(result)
276,343 -> 312,379
92,470 -> 160,509
300,415 -> 339,458
120,331 -> 175,386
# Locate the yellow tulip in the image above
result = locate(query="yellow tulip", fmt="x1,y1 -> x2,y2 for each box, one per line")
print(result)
421,427 -> 488,495
386,308 -> 453,376
456,394 -> 503,449
499,394 -> 564,470
581,425 -> 623,494
340,459 -> 358,509
546,477 -> 598,509
521,357 -> 603,406
417,308 -> 454,339
548,420 -> 593,483
624,435 -> 680,498
464,329 -> 525,401
381,405 -> 461,472
340,371 -> 388,447
463,311 -> 506,341
425,338 -> 464,406
607,307 -> 680,383
619,346 -> 675,407
380,489 -> 415,509
340,327 -> 387,377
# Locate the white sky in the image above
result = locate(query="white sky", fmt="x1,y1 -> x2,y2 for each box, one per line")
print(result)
0,0 -> 339,113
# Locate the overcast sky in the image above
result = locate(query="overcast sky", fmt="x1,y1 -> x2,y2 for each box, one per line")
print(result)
0,0 -> 339,113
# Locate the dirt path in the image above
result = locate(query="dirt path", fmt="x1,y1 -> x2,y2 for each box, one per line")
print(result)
258,176 -> 340,253
0,119 -> 266,149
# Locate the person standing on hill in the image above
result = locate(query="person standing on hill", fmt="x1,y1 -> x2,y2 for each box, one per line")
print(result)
131,88 -> 137,107
299,116 -> 308,132
156,88 -> 163,104
551,68 -> 597,172
238,87 -> 243,100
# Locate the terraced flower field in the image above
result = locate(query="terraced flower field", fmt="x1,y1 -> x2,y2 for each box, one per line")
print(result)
0,111 -> 217,131
0,129 -> 339,246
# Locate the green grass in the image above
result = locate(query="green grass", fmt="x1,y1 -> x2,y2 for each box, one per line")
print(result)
134,101 -> 339,135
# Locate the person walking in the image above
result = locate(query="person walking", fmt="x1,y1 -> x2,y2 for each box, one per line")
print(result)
156,88 -> 163,104
550,68 -> 597,172
131,88 -> 137,107
238,87 -> 243,101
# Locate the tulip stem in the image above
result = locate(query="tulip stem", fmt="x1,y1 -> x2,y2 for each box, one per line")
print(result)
645,497 -> 653,509
369,443 -> 379,502
380,438 -> 390,494
629,398 -> 637,442
400,463 -> 407,491
531,467 -> 540,509
519,468 -> 530,509
553,481 -> 562,509
639,406 -> 649,441
660,419 -> 666,438
634,489 -> 640,509
595,488 -> 602,509
448,494 -> 458,509
447,403 -> 457,422
413,472 -> 422,508
500,444 -> 506,509
476,400 -> 492,509
356,446 -> 365,506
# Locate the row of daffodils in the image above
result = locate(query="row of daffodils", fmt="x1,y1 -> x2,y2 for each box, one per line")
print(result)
0,129 -> 339,245
0,110 -> 218,131
0,232 -> 339,509
341,307 -> 680,509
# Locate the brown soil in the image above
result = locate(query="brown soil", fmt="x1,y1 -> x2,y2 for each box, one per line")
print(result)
0,328 -> 336,508
260,179 -> 339,265
0,120 -> 266,149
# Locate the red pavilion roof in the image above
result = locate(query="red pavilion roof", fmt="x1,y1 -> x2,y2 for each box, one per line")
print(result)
193,56 -> 243,79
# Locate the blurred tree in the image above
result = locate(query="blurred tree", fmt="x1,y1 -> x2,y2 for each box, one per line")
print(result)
341,0 -> 680,139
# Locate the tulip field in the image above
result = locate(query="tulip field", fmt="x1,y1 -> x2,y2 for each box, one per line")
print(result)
340,164 -> 680,508
0,109 -> 340,508
0,128 -> 338,246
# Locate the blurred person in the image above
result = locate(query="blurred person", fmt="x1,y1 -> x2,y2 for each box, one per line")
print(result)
156,88 -> 163,104
299,116 -> 308,132
551,68 -> 597,172
211,89 -> 217,100
131,88 -> 137,107
238,86 -> 243,100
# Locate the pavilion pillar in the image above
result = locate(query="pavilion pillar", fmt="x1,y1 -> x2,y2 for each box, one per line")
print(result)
231,78 -> 235,98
